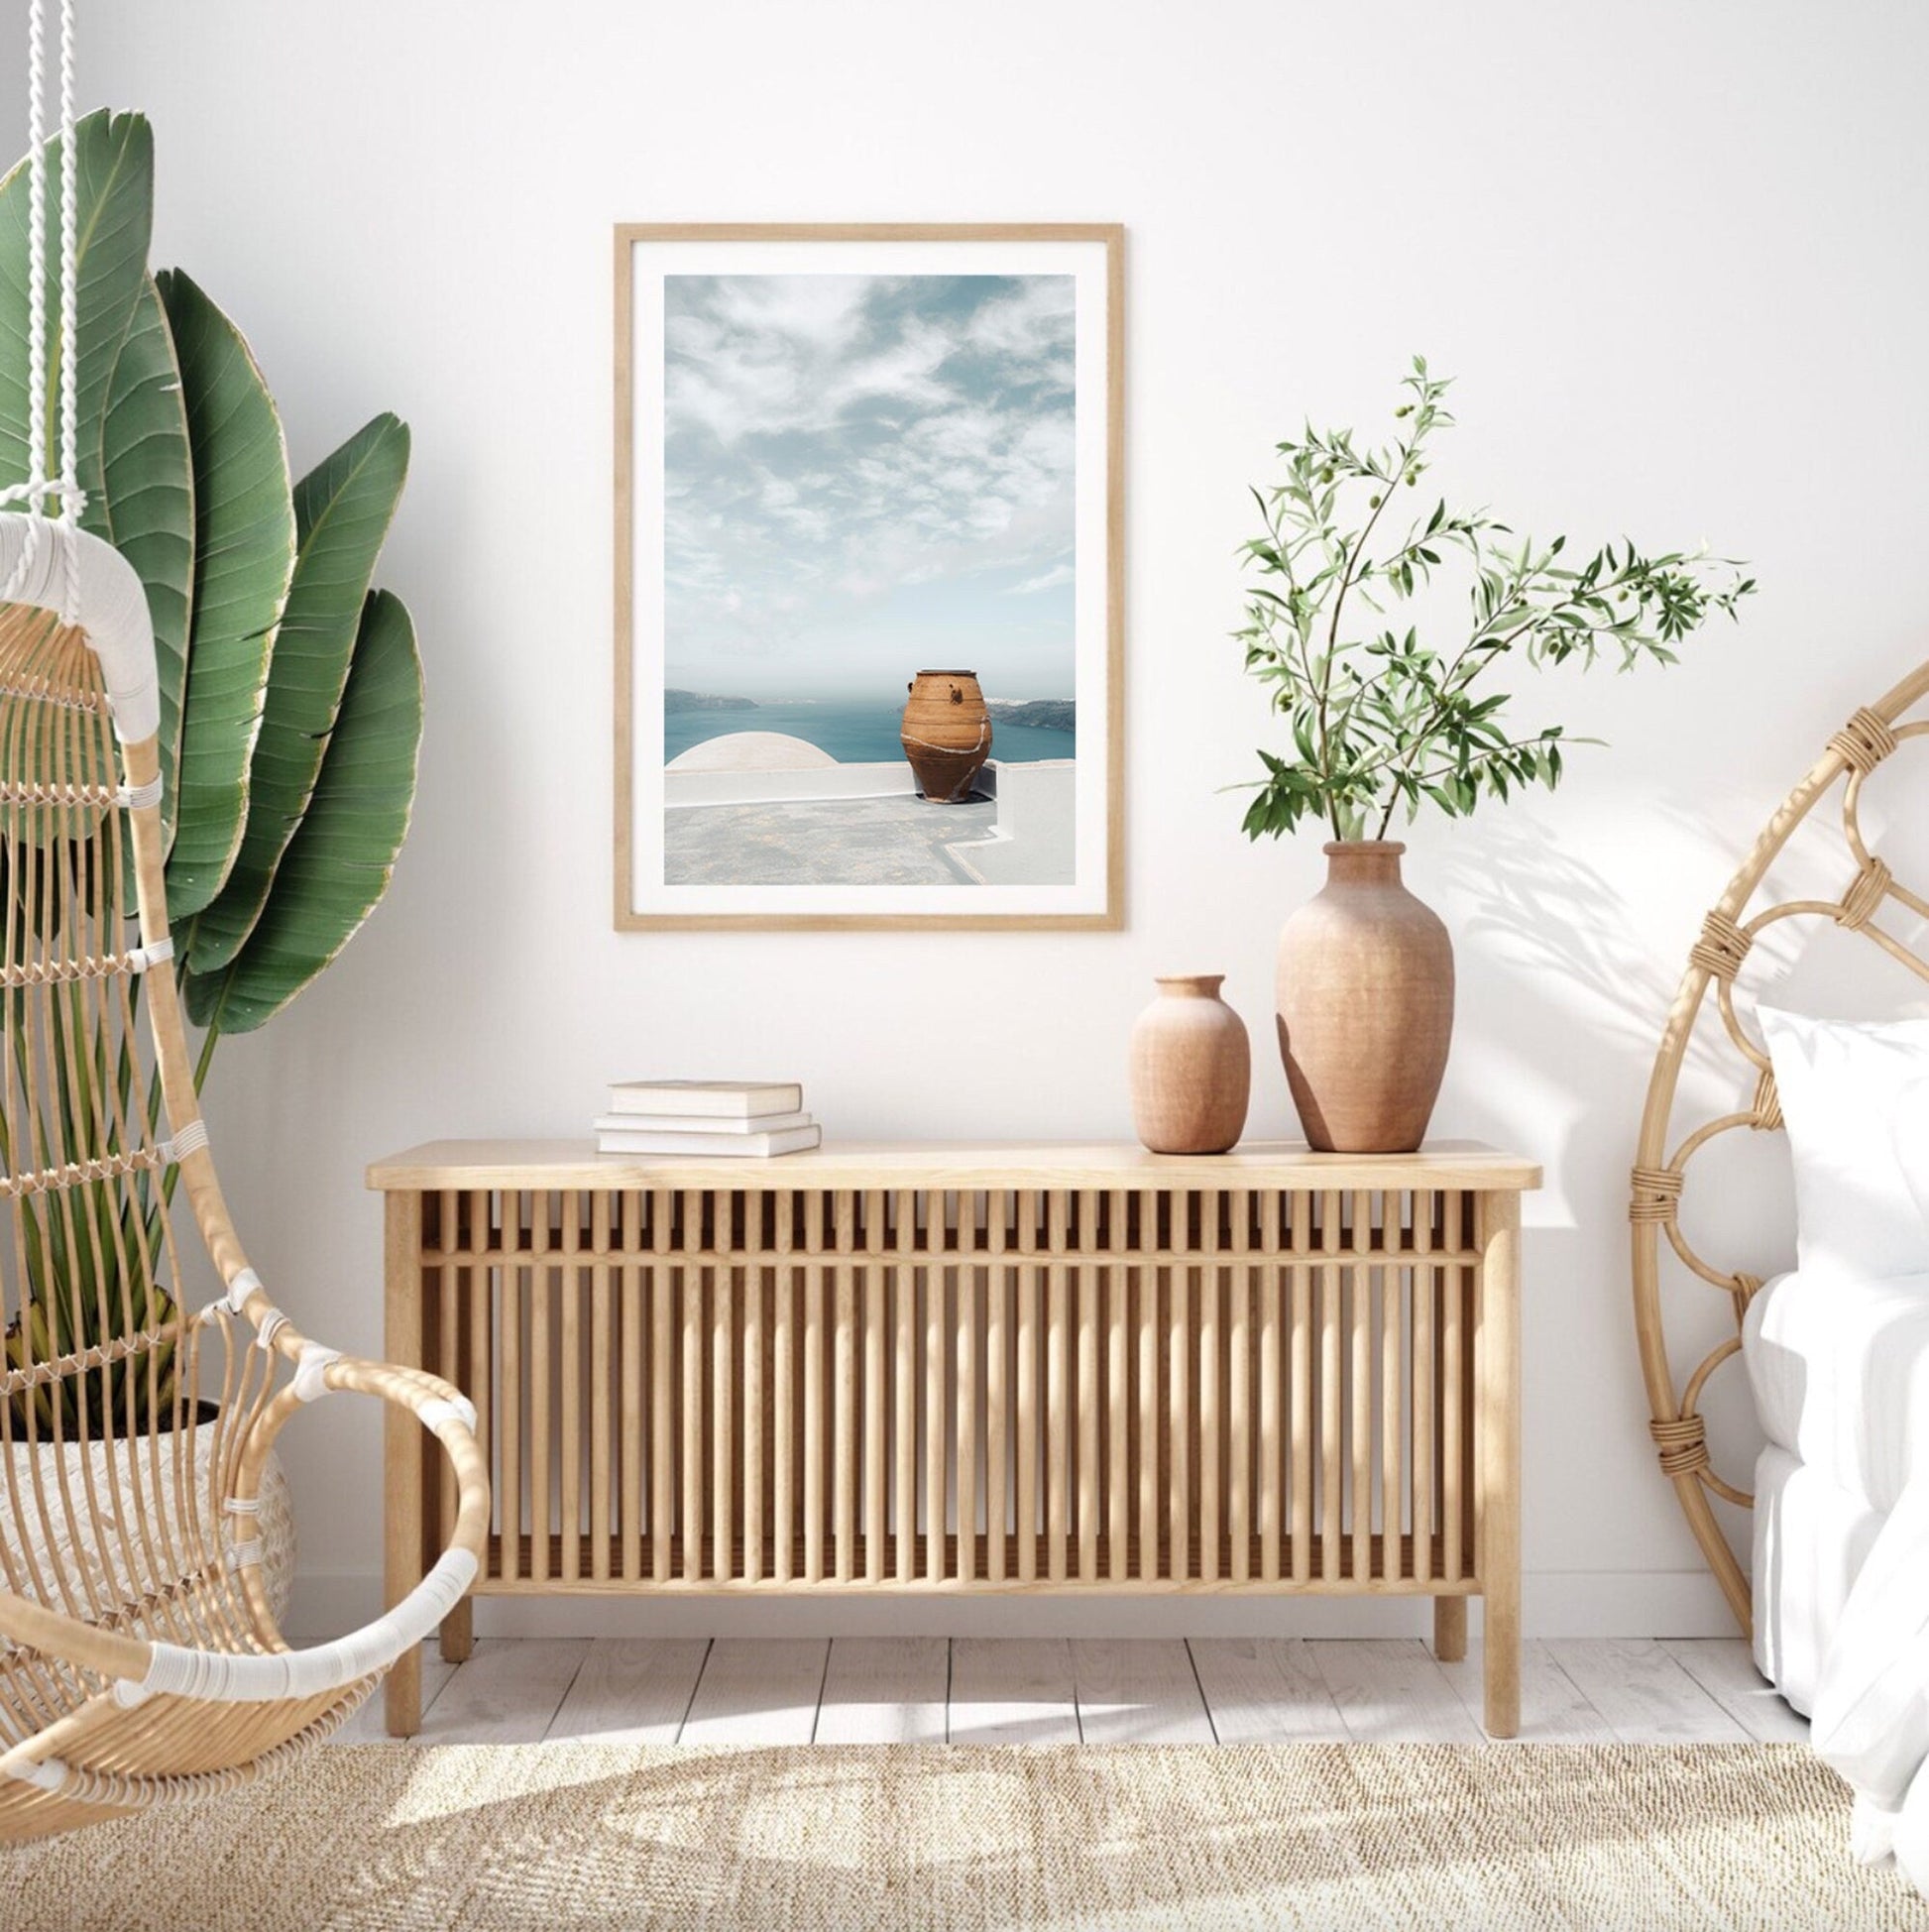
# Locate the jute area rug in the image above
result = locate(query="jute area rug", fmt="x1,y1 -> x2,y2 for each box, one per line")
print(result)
2,1742 -> 1924,1931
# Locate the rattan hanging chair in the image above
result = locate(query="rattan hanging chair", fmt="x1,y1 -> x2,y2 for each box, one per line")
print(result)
0,514 -> 488,1841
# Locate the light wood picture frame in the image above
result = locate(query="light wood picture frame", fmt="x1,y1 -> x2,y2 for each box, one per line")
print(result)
614,223 -> 1124,931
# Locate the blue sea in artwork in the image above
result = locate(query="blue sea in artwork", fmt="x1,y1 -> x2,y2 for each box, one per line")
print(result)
664,699 -> 1075,767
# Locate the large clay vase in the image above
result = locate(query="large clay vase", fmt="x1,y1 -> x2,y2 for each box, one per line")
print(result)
901,669 -> 993,802
1130,974 -> 1251,1155
1275,842 -> 1453,1153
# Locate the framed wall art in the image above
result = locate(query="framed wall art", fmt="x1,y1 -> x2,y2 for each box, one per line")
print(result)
614,224 -> 1123,930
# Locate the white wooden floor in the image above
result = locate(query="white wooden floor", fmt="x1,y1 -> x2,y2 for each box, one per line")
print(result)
335,1637 -> 1809,1748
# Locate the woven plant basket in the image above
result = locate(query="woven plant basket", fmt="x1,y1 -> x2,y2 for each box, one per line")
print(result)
4,1421 -> 296,1635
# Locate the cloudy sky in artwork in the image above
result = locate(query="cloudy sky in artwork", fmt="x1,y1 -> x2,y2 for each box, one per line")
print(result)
662,274 -> 1075,702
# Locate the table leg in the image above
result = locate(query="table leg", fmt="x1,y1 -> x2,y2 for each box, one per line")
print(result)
1478,1191 -> 1522,1739
1432,1596 -> 1467,1662
384,1190 -> 425,1737
439,1596 -> 475,1664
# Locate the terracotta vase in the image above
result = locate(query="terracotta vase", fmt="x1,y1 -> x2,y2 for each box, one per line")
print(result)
1129,974 -> 1251,1155
1275,842 -> 1453,1154
901,669 -> 993,802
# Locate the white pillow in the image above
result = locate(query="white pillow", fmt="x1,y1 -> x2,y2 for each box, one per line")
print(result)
1759,1006 -> 1929,1283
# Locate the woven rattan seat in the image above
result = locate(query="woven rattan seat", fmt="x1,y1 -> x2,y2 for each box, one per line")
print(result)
0,515 -> 487,1841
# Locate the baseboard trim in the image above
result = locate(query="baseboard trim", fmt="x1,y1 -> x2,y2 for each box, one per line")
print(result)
283,1568 -> 1743,1646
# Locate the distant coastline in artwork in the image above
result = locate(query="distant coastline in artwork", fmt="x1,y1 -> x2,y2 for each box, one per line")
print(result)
986,698 -> 1075,732
664,688 -> 758,714
663,692 -> 1075,767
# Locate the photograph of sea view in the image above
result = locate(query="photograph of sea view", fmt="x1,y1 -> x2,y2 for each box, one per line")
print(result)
658,269 -> 1078,891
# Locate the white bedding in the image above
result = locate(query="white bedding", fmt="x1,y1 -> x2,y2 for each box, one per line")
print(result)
1744,1269 -> 1929,1891
1811,1469 -> 1929,1887
1745,1269 -> 1929,1514
1752,1444 -> 1882,1712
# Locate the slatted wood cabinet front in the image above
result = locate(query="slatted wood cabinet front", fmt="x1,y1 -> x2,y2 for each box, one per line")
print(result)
371,1142 -> 1535,1735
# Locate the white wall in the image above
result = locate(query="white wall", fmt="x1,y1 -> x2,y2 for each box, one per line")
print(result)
29,0 -> 1929,1638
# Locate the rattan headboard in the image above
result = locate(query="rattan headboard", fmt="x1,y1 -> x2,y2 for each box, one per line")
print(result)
1630,662 -> 1929,1637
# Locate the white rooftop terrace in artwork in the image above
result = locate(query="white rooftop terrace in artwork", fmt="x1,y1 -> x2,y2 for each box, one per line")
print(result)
664,734 -> 1074,887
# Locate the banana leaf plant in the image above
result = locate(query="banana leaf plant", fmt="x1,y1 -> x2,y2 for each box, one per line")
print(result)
0,112 -> 423,1430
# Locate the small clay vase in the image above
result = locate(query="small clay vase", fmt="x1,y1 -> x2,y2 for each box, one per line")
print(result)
1275,842 -> 1453,1154
901,669 -> 993,802
1129,975 -> 1251,1155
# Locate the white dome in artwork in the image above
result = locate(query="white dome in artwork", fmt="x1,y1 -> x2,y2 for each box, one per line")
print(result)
666,732 -> 840,773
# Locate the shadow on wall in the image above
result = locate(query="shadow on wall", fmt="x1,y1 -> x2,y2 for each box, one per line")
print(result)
1438,812 -> 1789,1578
1443,745 -> 1929,1585
1437,814 -> 1759,1209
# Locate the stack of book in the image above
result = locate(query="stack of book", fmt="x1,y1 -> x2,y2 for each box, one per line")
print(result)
593,1080 -> 821,1158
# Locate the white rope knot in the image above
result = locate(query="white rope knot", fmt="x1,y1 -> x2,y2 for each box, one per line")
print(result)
0,511 -> 47,606
126,937 -> 174,973
417,1395 -> 479,1436
161,1118 -> 210,1164
293,1343 -> 343,1403
223,1495 -> 262,1517
224,1267 -> 264,1315
7,1756 -> 68,1793
224,1540 -> 263,1573
116,776 -> 164,811
253,1307 -> 289,1352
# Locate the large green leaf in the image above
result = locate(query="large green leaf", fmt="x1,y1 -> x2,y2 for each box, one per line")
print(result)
184,589 -> 421,1034
187,413 -> 408,972
0,111 -> 151,511
159,268 -> 294,916
97,275 -> 193,838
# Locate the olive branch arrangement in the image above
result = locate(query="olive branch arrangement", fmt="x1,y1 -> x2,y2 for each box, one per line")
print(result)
1235,358 -> 1756,844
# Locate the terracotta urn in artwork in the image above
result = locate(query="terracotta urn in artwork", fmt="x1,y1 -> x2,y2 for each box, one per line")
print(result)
901,669 -> 993,802
1130,975 -> 1251,1155
1275,843 -> 1453,1154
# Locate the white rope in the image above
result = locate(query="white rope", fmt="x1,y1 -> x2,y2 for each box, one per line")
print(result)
114,1547 -> 481,1707
57,0 -> 79,551
224,1266 -> 264,1314
418,1395 -> 479,1436
292,1342 -> 343,1403
161,1117 -> 209,1164
0,0 -> 49,606
7,1755 -> 67,1794
0,519 -> 161,738
22,0 -> 47,498
1,0 -> 86,622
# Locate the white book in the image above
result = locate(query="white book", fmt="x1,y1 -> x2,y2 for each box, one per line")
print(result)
607,1080 -> 803,1119
596,1124 -> 823,1159
592,1109 -> 813,1136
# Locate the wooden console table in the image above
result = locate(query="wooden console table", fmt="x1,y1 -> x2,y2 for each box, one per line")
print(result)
369,1140 -> 1537,1736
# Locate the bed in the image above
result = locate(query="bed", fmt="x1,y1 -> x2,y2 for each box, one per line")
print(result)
1747,1269 -> 1929,1711
1631,664 -> 1929,1882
